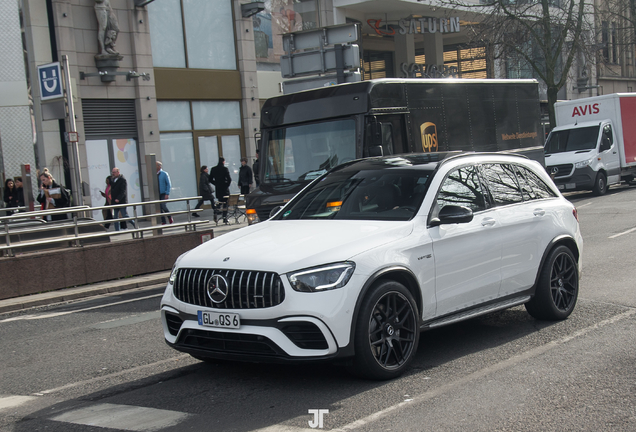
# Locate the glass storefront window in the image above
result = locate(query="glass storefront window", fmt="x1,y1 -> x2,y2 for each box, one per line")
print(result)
159,132 -> 198,210
183,0 -> 236,70
157,101 -> 191,131
192,101 -> 241,130
149,0 -> 236,70
148,0 -> 186,68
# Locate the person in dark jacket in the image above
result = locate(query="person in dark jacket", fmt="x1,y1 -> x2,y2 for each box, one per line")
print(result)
110,167 -> 135,231
238,157 -> 253,195
209,157 -> 232,224
192,165 -> 215,217
3,178 -> 19,216
14,176 -> 28,208
253,149 -> 260,187
36,169 -> 70,221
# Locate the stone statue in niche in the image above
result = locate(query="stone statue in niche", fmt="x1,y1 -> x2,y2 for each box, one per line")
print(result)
94,0 -> 122,59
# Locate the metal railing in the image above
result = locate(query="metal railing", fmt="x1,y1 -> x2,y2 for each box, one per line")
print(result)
1,196 -> 209,257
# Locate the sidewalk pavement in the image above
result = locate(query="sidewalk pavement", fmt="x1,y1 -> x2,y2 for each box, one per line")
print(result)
0,206 -> 249,314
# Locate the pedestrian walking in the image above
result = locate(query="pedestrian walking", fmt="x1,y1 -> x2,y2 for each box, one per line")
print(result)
100,175 -> 113,229
156,161 -> 173,225
3,178 -> 19,215
110,167 -> 136,231
238,157 -> 253,195
192,165 -> 215,218
209,157 -> 232,224
36,168 -> 71,221
253,149 -> 260,187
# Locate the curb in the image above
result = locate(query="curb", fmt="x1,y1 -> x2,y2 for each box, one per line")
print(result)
0,271 -> 170,314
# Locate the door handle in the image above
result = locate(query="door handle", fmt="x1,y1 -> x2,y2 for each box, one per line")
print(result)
481,218 -> 496,226
533,209 -> 545,216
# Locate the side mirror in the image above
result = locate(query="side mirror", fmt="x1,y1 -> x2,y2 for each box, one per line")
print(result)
429,205 -> 473,227
269,205 -> 282,219
369,146 -> 384,157
600,136 -> 611,152
370,121 -> 382,146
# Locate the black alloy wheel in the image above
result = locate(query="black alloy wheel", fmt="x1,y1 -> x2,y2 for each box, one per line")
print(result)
593,172 -> 608,196
526,245 -> 579,320
350,281 -> 420,380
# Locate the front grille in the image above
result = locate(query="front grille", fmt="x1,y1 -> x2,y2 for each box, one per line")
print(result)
179,329 -> 283,356
547,163 -> 574,178
165,313 -> 183,336
280,322 -> 328,350
173,268 -> 285,309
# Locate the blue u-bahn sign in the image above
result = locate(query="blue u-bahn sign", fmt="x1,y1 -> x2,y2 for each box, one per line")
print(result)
37,62 -> 63,101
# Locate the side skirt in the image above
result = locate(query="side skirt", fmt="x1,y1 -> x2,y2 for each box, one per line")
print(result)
421,295 -> 531,330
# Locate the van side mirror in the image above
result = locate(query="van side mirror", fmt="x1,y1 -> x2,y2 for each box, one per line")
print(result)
600,135 -> 611,152
369,146 -> 384,157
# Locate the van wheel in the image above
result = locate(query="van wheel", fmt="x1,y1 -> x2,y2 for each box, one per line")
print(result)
348,281 -> 419,380
592,172 -> 608,195
526,245 -> 578,320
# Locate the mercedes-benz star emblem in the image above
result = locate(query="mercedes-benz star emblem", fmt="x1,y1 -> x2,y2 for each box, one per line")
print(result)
207,275 -> 229,303
551,167 -> 559,175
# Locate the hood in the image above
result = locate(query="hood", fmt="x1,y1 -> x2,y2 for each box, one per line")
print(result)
544,150 -> 595,166
177,220 -> 413,274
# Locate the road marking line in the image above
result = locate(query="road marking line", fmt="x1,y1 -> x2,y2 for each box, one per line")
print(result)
91,311 -> 160,329
326,308 -> 636,432
576,202 -> 592,208
34,354 -> 191,396
609,227 -> 636,239
0,294 -> 163,323
50,403 -> 191,431
0,395 -> 38,410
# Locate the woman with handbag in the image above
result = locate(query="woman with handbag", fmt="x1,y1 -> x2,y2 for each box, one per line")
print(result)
192,166 -> 215,217
100,175 -> 113,229
36,168 -> 70,221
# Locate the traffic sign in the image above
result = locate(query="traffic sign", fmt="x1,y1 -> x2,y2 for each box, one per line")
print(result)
281,44 -> 360,78
37,62 -> 63,101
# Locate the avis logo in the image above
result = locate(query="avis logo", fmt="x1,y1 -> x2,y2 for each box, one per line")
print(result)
572,103 -> 600,117
420,122 -> 438,152
308,409 -> 329,429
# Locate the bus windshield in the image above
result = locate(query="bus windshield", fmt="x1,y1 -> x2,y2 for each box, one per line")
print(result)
262,119 -> 356,184
544,126 -> 600,154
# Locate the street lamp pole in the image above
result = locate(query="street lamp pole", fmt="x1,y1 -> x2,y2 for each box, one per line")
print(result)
62,54 -> 83,206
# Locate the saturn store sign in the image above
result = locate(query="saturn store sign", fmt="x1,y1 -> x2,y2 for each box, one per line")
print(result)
367,17 -> 461,36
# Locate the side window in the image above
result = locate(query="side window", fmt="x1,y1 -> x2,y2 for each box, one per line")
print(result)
480,164 -> 524,205
515,165 -> 557,200
435,165 -> 487,214
601,124 -> 613,152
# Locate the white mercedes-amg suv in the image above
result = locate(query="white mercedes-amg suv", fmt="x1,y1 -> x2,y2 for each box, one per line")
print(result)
161,152 -> 583,380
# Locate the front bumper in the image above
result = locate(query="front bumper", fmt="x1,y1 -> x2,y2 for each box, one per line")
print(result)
160,274 -> 364,362
550,165 -> 596,191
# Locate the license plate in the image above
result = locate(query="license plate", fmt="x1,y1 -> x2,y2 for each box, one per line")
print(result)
197,311 -> 240,329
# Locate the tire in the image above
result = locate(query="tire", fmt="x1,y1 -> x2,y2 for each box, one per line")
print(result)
525,246 -> 579,320
348,280 -> 420,380
592,172 -> 608,196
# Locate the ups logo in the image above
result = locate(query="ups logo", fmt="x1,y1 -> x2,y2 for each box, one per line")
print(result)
420,122 -> 438,152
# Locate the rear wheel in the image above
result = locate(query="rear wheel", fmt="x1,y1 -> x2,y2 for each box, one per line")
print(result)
349,280 -> 420,380
592,172 -> 608,196
526,245 -> 578,320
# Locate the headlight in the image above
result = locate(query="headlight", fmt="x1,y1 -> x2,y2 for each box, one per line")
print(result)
246,208 -> 259,225
575,158 -> 593,169
168,252 -> 188,285
288,262 -> 356,292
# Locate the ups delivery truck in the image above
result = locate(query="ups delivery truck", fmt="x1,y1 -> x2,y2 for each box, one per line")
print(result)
247,78 -> 544,224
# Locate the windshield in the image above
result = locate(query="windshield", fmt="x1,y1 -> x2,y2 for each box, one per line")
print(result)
544,126 -> 600,154
262,119 -> 356,184
274,168 -> 432,221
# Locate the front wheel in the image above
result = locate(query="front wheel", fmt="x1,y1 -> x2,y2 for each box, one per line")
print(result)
349,280 -> 420,380
525,245 -> 579,320
592,172 -> 608,196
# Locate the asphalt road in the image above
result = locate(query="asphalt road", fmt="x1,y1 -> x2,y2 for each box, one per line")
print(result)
1,185 -> 635,431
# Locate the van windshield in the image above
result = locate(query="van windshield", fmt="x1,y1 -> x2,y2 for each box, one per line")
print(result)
262,119 -> 356,185
544,126 -> 600,154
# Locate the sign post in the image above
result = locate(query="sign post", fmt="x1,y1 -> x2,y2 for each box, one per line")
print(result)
61,55 -> 83,206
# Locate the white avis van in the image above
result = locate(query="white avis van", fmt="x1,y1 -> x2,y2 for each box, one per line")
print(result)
544,93 -> 636,195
